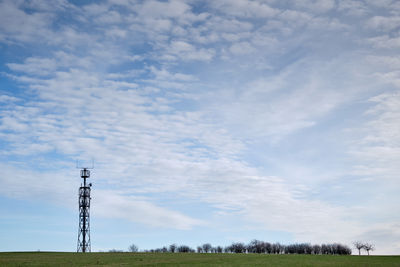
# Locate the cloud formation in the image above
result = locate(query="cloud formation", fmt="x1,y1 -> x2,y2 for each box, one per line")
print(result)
0,0 -> 399,254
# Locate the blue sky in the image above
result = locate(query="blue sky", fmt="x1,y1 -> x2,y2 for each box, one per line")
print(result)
0,0 -> 399,254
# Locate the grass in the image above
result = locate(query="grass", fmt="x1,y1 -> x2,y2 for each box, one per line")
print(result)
0,252 -> 399,266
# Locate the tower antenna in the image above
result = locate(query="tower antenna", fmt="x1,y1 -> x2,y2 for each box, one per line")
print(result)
76,161 -> 93,253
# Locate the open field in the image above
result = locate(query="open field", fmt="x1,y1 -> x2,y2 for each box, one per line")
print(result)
0,252 -> 399,266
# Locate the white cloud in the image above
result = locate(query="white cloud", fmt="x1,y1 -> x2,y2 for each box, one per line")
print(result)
149,66 -> 197,82
137,0 -> 191,20
93,190 -> 204,230
7,57 -> 57,76
293,0 -> 336,13
83,3 -> 110,16
279,9 -> 312,26
337,0 -> 368,16
205,17 -> 253,33
367,16 -> 400,32
0,1 -> 54,43
0,95 -> 19,103
229,41 -> 256,55
210,0 -> 277,18
349,91 -> 400,181
95,10 -> 123,24
162,40 -> 215,61
201,55 -> 366,142
22,0 -> 72,12
368,35 -> 400,49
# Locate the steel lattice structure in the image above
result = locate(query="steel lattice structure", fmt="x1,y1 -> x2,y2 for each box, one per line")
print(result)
77,168 -> 92,252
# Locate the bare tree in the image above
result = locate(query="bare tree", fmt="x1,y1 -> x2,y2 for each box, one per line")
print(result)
353,241 -> 364,255
108,249 -> 123,252
197,246 -> 203,253
229,242 -> 247,253
248,239 -> 265,253
264,242 -> 272,254
312,244 -> 321,254
128,244 -> 138,252
364,243 -> 375,255
271,243 -> 282,254
202,243 -> 212,253
177,245 -> 192,253
169,244 -> 177,253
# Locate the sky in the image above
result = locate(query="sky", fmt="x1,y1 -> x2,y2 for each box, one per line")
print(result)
0,0 -> 399,255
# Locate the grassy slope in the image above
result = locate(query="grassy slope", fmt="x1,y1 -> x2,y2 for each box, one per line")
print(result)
0,252 -> 399,266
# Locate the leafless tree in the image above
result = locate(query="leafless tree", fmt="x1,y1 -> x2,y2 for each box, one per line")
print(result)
229,242 -> 247,253
353,241 -> 364,255
169,244 -> 177,253
248,239 -> 265,253
177,245 -> 192,253
271,243 -> 283,254
108,249 -> 123,252
128,244 -> 138,252
264,242 -> 272,254
312,244 -> 321,254
202,243 -> 212,253
197,246 -> 203,253
364,243 -> 375,255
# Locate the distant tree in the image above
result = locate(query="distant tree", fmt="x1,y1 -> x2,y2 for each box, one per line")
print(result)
317,243 -> 351,255
177,245 -> 192,253
312,244 -> 321,255
264,242 -> 272,254
169,244 -> 177,253
364,243 -> 375,255
128,244 -> 138,252
323,244 -> 330,255
326,244 -> 333,255
248,239 -> 265,253
271,243 -> 282,254
285,244 -> 295,254
108,249 -> 123,252
338,244 -> 352,255
134,241 -> 352,256
303,243 -> 313,254
202,243 -> 212,253
354,241 -> 364,255
229,242 -> 246,253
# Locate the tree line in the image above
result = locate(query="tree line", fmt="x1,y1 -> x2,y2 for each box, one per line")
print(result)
125,240 -> 352,255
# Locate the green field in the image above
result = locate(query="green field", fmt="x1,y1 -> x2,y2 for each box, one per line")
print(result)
0,252 -> 399,266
